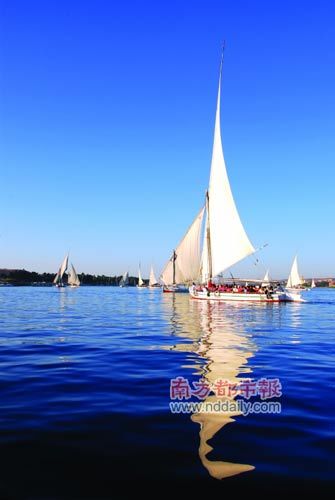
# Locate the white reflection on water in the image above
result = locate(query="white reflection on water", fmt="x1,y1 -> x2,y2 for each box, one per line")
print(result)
164,295 -> 258,479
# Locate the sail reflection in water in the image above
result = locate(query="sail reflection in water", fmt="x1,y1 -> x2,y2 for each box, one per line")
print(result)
164,295 -> 257,480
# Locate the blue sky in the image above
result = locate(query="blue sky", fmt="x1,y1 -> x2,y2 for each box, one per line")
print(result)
1,0 -> 334,279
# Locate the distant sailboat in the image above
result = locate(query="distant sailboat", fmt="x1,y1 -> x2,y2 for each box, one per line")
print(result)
53,254 -> 69,287
286,256 -> 303,290
137,264 -> 146,288
68,263 -> 80,287
119,271 -> 129,287
284,256 -> 308,302
149,266 -> 160,288
311,278 -> 316,288
262,270 -> 270,287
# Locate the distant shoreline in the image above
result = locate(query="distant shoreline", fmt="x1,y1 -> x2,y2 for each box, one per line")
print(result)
0,269 -> 142,287
0,269 -> 334,288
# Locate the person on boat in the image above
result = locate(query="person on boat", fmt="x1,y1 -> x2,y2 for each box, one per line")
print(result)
207,281 -> 217,292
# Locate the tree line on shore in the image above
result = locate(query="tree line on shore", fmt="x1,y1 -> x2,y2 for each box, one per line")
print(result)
0,269 -> 143,286
0,268 -> 333,287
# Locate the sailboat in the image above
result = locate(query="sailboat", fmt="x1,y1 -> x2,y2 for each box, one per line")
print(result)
283,255 -> 308,300
286,256 -> 305,291
137,264 -> 147,288
262,270 -> 270,287
119,271 -> 129,287
161,207 -> 205,293
53,254 -> 81,288
148,266 -> 160,289
171,50 -> 301,302
53,254 -> 69,287
311,278 -> 316,288
68,263 -> 80,287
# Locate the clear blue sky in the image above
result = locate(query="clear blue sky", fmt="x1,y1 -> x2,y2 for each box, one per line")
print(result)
1,0 -> 334,279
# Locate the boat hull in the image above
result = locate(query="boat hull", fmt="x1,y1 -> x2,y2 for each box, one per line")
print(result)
189,286 -> 303,303
285,287 -> 307,293
163,285 -> 189,293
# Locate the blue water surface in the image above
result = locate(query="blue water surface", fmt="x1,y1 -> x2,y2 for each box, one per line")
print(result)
0,286 -> 334,496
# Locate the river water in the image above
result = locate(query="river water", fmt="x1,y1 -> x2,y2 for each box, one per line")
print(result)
0,286 -> 334,496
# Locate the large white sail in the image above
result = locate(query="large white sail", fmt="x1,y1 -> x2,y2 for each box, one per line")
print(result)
149,266 -> 158,286
161,206 -> 205,285
138,265 -> 144,286
311,278 -> 316,288
286,256 -> 302,288
160,258 -> 174,286
207,58 -> 255,278
68,263 -> 80,286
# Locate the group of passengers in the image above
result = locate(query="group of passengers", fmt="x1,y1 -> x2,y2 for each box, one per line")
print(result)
195,281 -> 276,294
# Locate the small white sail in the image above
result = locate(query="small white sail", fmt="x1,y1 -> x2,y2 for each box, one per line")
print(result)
54,254 -> 68,284
262,270 -> 270,286
68,263 -> 80,286
286,256 -> 302,288
120,271 -> 129,286
207,58 -> 255,278
161,206 -> 205,285
311,279 -> 316,288
149,266 -> 158,286
60,254 -> 69,278
138,265 -> 144,286
53,269 -> 61,284
68,265 -> 74,285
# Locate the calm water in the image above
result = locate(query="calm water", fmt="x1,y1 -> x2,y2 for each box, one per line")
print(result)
0,286 -> 334,496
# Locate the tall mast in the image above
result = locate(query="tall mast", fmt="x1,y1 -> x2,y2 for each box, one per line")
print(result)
206,46 -> 224,283
172,250 -> 176,285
